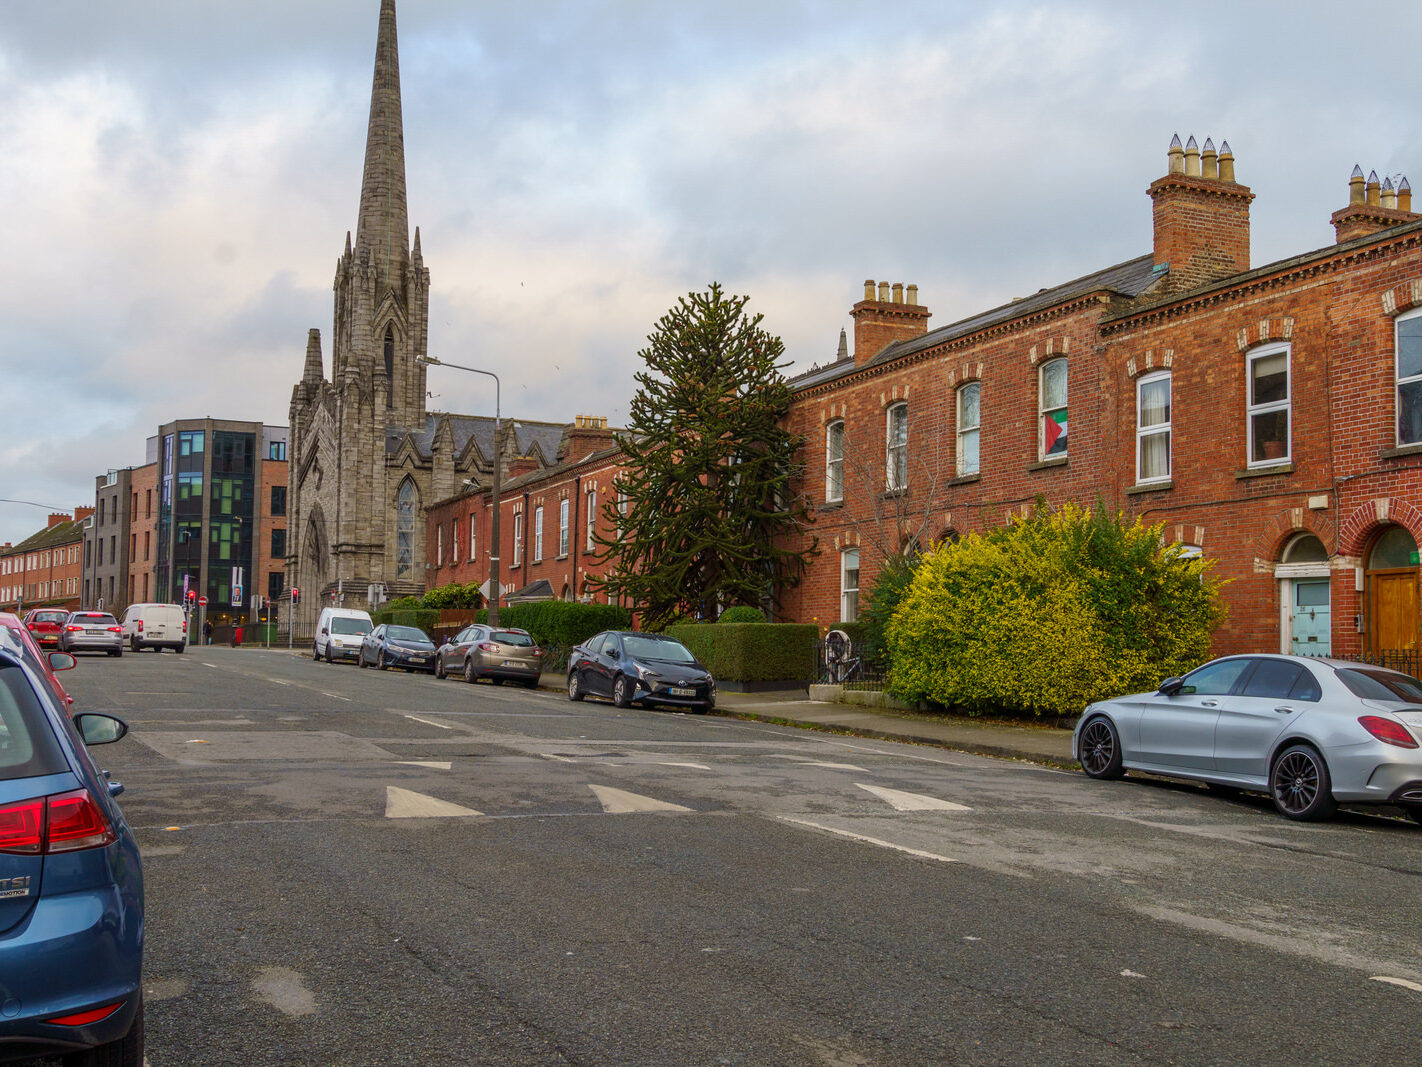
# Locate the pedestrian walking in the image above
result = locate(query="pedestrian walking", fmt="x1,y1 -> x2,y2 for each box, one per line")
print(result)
203,619 -> 213,645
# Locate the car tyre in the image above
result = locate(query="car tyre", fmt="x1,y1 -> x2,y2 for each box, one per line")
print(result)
174,643 -> 184,654
111,648 -> 122,658
434,656 -> 446,680
377,650 -> 387,670
612,674 -> 633,709
1270,744 -> 1338,821
325,644 -> 335,664
133,637 -> 143,653
312,642 -> 321,661
1079,715 -> 1125,780
522,678 -> 539,690
1406,806 -> 1422,827
463,658 -> 477,684
567,671 -> 584,701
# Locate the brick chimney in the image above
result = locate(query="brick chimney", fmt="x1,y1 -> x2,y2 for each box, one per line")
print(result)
1331,166 -> 1418,243
46,512 -> 72,529
1149,135 -> 1253,295
73,505 -> 94,522
507,455 -> 540,478
559,415 -> 615,464
851,280 -> 930,365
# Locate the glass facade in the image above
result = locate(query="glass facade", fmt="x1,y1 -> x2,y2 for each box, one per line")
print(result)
209,432 -> 255,608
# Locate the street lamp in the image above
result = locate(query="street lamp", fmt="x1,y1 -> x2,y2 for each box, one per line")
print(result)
416,355 -> 502,626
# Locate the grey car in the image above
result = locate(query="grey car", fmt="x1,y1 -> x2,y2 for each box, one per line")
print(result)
1074,654 -> 1422,822
59,612 -> 124,657
434,625 -> 543,687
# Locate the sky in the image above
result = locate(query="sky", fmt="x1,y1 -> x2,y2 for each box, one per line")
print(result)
2,0 -> 1420,544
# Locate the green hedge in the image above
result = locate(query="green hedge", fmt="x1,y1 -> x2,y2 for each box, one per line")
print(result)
371,608 -> 441,634
667,622 -> 818,682
717,605 -> 766,623
476,602 -> 633,670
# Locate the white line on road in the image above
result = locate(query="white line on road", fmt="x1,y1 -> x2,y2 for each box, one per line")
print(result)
320,691 -> 353,702
539,753 -> 577,762
396,760 -> 453,770
777,816 -> 958,863
856,783 -> 972,812
1371,976 -> 1422,993
403,714 -> 450,729
653,762 -> 711,771
589,785 -> 692,814
385,786 -> 482,819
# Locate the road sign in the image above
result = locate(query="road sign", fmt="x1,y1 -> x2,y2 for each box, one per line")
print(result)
198,596 -> 208,606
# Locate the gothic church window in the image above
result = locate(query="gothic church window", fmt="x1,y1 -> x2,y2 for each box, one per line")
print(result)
396,479 -> 416,579
384,325 -> 395,407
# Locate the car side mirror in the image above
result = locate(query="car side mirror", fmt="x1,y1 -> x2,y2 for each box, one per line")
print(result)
1158,677 -> 1184,697
320,627 -> 328,635
48,652 -> 77,672
74,713 -> 128,746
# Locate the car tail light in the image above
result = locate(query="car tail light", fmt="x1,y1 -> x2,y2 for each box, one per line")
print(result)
478,642 -> 498,652
182,621 -> 188,633
136,621 -> 143,632
533,648 -> 543,657
0,789 -> 114,855
1359,715 -> 1419,749
107,626 -> 121,633
47,1002 -> 123,1026
65,625 -> 82,633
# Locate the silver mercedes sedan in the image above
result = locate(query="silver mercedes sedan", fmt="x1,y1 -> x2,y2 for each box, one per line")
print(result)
1073,654 -> 1422,822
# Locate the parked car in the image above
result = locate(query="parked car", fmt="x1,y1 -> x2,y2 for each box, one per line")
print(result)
120,602 -> 187,653
567,631 -> 716,713
435,625 -> 543,687
1074,653 -> 1422,822
23,608 -> 69,650
0,612 -> 75,714
313,607 -> 373,663
60,611 -> 124,657
0,629 -> 144,1063
358,624 -> 438,672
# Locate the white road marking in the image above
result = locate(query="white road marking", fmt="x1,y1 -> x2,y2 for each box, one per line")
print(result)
269,679 -> 290,686
539,753 -> 577,762
253,966 -> 316,1017
396,760 -> 453,770
320,691 -> 353,702
777,817 -> 957,863
769,755 -> 869,772
1371,976 -> 1422,993
856,784 -> 972,812
589,785 -> 692,814
403,714 -> 451,729
385,786 -> 482,819
1120,969 -> 1147,979
654,761 -> 711,771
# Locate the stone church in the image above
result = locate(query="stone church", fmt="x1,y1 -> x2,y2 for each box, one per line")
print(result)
287,0 -> 566,635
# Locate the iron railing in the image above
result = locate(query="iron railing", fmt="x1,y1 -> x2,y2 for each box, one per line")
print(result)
812,636 -> 889,687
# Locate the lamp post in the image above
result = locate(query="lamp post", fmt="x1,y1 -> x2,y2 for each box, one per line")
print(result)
416,356 -> 502,626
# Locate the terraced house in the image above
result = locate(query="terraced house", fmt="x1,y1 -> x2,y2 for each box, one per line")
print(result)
783,137 -> 1422,661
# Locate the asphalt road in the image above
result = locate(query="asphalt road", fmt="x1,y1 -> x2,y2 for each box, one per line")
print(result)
43,645 -> 1422,1065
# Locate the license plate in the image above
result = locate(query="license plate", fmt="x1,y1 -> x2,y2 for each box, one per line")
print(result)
86,629 -> 103,635
669,687 -> 695,697
502,660 -> 520,667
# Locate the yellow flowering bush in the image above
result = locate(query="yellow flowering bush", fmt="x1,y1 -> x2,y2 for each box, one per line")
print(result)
886,504 -> 1225,717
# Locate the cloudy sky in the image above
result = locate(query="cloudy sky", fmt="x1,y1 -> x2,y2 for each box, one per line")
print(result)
1,0 -> 1419,543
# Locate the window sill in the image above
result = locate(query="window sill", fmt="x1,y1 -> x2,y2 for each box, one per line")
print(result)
881,488 -> 909,500
1380,442 -> 1422,459
819,499 -> 844,512
1235,463 -> 1293,480
947,474 -> 980,487
1027,457 -> 1068,473
1126,480 -> 1173,495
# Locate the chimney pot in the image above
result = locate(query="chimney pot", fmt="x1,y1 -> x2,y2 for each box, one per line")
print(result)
1168,133 -> 1185,175
1184,135 -> 1201,177
877,281 -> 890,301
1349,164 -> 1366,205
1399,176 -> 1412,213
891,282 -> 904,304
863,279 -> 875,300
1367,170 -> 1381,207
1383,177 -> 1397,210
1218,141 -> 1235,182
906,283 -> 919,305
1201,138 -> 1218,180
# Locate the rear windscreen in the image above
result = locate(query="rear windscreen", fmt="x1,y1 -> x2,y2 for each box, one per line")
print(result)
0,662 -> 67,781
1337,668 -> 1422,705
491,631 -> 534,647
32,612 -> 66,625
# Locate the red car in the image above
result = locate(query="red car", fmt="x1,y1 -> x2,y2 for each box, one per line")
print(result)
23,607 -> 69,649
1,611 -> 75,713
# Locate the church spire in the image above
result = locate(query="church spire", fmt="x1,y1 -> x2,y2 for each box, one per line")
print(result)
355,0 -> 410,300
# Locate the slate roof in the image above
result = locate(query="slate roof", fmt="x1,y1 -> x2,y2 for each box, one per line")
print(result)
506,579 -> 555,602
385,414 -> 569,464
3,518 -> 85,555
789,254 -> 1165,390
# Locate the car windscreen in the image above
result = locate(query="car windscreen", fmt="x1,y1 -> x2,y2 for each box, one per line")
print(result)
623,636 -> 696,664
71,614 -> 118,626
330,618 -> 373,636
386,626 -> 430,643
1336,668 -> 1422,705
32,612 -> 66,625
490,630 -> 534,647
0,661 -> 68,781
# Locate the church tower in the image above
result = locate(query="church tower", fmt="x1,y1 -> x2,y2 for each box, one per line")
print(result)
287,0 -> 432,635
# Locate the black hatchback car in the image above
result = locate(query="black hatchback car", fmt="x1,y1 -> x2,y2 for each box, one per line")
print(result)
567,631 -> 715,713
357,624 -> 438,673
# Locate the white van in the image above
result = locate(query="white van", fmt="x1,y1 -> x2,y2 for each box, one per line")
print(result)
121,603 -> 188,653
313,607 -> 374,663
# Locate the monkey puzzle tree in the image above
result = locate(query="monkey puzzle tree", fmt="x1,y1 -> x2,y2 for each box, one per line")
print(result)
593,283 -> 814,629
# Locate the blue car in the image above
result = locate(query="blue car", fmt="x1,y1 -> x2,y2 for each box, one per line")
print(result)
0,637 -> 143,1064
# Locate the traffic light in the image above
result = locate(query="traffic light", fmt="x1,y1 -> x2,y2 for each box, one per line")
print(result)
291,587 -> 300,606
187,589 -> 197,604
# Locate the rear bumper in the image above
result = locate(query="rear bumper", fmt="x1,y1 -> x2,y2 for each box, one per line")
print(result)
0,885 -> 142,1058
474,661 -> 541,682
62,635 -> 123,652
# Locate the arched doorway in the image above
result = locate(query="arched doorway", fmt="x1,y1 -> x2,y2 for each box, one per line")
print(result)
1275,533 -> 1329,656
1366,526 -> 1419,654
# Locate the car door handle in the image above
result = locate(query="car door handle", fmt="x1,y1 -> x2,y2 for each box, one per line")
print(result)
1201,700 -> 1219,707
1274,705 -> 1294,714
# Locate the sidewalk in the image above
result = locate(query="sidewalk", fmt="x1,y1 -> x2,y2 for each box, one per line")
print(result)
710,688 -> 1077,765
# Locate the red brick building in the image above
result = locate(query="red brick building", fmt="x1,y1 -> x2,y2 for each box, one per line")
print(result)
425,417 -> 628,607
0,510 -> 93,614
782,137 -> 1422,659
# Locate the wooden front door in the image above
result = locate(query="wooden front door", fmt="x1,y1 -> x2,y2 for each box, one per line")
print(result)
1368,569 -> 1419,653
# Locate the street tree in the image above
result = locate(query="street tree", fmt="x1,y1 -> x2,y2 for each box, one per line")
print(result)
593,283 -> 814,628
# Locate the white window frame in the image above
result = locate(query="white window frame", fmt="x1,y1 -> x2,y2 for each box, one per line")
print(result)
885,404 -> 908,491
512,511 -> 523,567
825,420 -> 844,502
1397,308 -> 1422,446
957,383 -> 981,476
840,548 -> 860,623
1136,371 -> 1172,484
533,506 -> 544,563
468,516 -> 477,561
452,524 -> 459,564
1039,358 -> 1068,460
437,525 -> 444,565
558,499 -> 570,557
1246,342 -> 1291,467
585,489 -> 596,551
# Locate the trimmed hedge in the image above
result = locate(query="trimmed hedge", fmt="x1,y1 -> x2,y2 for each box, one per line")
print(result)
371,608 -> 441,634
475,601 -> 634,670
717,605 -> 766,623
667,622 -> 818,682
